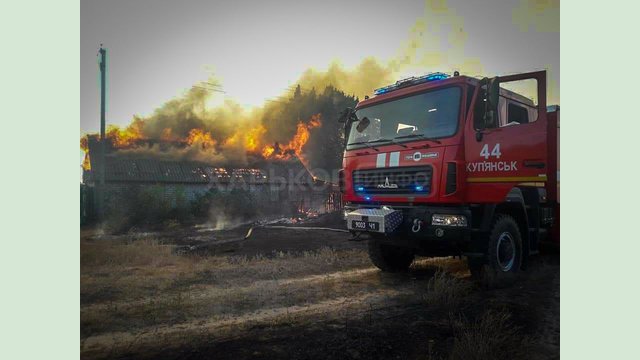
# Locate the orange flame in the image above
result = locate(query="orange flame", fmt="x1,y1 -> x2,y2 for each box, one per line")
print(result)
223,124 -> 267,152
80,118 -> 147,170
261,145 -> 275,158
160,128 -> 174,141
82,153 -> 91,170
80,112 -> 322,170
105,117 -> 146,148
186,129 -> 216,148
80,135 -> 91,170
260,113 -> 322,165
245,125 -> 266,152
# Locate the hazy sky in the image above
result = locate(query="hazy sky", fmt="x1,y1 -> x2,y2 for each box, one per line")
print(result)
81,0 -> 559,133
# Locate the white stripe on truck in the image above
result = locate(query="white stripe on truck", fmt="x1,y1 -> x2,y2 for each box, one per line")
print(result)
376,153 -> 386,168
389,152 -> 400,167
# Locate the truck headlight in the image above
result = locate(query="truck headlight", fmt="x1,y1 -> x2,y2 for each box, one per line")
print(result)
431,214 -> 467,227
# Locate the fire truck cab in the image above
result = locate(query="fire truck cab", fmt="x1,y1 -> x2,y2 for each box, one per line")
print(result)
339,70 -> 559,286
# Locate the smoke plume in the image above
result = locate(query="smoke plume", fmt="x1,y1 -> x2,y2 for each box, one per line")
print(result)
83,0 -> 547,173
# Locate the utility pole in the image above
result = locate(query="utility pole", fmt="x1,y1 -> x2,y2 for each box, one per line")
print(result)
99,45 -> 106,144
97,45 -> 107,219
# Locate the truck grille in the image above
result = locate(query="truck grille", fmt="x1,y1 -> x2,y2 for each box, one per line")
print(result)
352,166 -> 433,195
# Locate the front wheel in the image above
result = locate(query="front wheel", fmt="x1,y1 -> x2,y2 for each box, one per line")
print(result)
468,214 -> 523,287
367,237 -> 415,272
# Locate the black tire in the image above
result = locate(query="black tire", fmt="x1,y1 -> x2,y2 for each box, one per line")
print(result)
468,214 -> 523,287
367,237 -> 415,272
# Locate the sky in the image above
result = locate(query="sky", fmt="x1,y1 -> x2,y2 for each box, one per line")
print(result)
81,0 -> 559,134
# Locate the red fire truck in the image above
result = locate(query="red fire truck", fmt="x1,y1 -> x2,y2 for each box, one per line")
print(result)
339,70 -> 559,285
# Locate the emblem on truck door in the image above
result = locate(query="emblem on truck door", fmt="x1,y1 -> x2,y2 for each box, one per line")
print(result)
377,176 -> 399,189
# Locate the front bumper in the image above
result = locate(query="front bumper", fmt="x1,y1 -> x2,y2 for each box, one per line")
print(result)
344,203 -> 472,252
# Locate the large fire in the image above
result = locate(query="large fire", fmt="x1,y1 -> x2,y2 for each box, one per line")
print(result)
106,117 -> 146,148
81,113 -> 322,171
185,128 -> 216,149
261,114 -> 321,161
223,124 -> 267,152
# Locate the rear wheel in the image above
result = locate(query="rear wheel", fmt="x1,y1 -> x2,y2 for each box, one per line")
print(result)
367,237 -> 415,272
468,214 -> 523,287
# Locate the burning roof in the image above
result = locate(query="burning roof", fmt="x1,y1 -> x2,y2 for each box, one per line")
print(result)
81,112 -> 322,170
82,137 -> 315,185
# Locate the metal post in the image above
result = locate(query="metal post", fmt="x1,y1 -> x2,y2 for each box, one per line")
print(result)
97,45 -> 107,219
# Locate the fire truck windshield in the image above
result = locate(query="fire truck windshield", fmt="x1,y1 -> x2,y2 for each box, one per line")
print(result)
347,87 -> 461,148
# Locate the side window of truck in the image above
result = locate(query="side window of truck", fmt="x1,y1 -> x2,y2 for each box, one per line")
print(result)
498,78 -> 539,127
497,96 -> 507,127
501,102 -> 529,127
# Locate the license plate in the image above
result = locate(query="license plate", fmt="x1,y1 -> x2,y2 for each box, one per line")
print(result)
351,220 -> 380,232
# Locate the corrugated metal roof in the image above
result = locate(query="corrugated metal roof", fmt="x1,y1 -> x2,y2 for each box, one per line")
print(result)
103,158 -> 210,183
85,154 -> 312,185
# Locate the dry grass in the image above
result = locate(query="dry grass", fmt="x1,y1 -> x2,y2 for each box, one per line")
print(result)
81,240 -> 370,297
81,238 -> 551,359
424,256 -> 471,275
448,309 -> 531,360
423,269 -> 473,309
80,238 -> 376,339
417,263 -> 533,360
81,238 -> 182,269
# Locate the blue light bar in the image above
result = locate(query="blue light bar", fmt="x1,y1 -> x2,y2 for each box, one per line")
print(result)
415,185 -> 424,191
355,186 -> 365,192
364,196 -> 372,201
424,72 -> 449,81
374,72 -> 450,96
373,84 -> 395,96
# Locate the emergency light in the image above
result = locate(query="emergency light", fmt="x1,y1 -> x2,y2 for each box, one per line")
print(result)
374,72 -> 450,95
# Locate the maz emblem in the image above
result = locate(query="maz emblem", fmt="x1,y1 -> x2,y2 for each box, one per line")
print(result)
377,176 -> 399,189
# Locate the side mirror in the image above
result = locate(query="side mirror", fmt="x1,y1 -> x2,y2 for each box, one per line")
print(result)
339,108 -> 357,149
481,76 -> 500,129
338,108 -> 355,124
355,117 -> 370,133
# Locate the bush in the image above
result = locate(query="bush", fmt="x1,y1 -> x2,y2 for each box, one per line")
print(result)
191,188 -> 219,218
190,188 -> 258,221
103,185 -> 191,233
130,186 -> 172,224
102,185 -> 261,233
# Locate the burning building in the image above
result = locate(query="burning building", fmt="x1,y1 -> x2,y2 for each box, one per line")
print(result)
79,61 -> 349,226
80,135 -> 341,223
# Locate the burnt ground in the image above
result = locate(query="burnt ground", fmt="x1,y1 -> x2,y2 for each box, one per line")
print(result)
81,212 -> 559,360
89,212 -> 361,256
